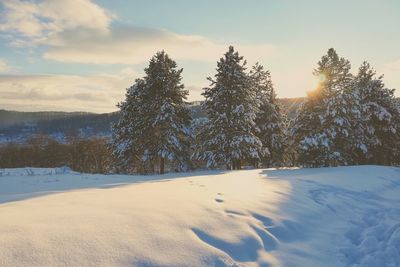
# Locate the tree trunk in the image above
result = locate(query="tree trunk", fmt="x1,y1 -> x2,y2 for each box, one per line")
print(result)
237,159 -> 241,170
253,158 -> 258,168
160,157 -> 165,174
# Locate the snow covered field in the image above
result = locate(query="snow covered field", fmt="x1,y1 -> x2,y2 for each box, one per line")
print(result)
0,166 -> 399,267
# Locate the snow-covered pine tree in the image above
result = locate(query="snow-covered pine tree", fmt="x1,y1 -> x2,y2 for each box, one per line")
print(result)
352,62 -> 400,165
294,48 -> 354,166
395,98 -> 400,165
111,51 -> 191,174
190,116 -> 210,169
291,88 -> 331,167
250,63 -> 286,167
199,46 -> 265,169
111,78 -> 147,172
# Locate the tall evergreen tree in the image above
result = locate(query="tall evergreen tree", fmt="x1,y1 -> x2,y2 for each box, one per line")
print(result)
111,51 -> 191,174
111,78 -> 147,172
250,63 -> 286,167
198,46 -> 265,169
352,62 -> 400,164
294,48 -> 354,166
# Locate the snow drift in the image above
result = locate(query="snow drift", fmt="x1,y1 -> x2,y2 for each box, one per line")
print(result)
0,166 -> 399,266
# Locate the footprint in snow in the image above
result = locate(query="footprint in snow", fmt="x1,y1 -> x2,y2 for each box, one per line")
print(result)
225,210 -> 246,217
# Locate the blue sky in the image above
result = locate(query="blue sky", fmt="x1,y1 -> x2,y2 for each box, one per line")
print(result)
0,0 -> 399,112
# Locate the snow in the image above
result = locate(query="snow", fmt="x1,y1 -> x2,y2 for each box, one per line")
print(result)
0,166 -> 399,266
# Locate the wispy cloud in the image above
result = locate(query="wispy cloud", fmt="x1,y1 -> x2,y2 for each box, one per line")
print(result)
0,68 -> 138,112
0,0 -> 276,64
43,26 -> 276,64
0,0 -> 113,44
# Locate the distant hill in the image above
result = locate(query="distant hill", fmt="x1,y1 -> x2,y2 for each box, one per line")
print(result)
0,98 -> 305,144
0,110 -> 93,128
0,111 -> 119,143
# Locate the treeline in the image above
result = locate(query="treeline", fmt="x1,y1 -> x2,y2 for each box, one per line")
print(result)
111,46 -> 400,174
2,47 -> 399,174
0,135 -> 112,173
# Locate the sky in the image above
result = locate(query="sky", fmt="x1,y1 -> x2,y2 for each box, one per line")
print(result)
0,0 -> 399,113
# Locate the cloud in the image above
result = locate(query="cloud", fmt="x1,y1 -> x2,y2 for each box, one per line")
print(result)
43,26 -> 276,64
0,0 -> 113,45
0,59 -> 11,73
0,1 -> 276,64
0,68 -> 138,112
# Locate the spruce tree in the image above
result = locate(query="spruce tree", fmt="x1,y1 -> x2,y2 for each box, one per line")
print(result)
199,46 -> 265,169
111,51 -> 191,174
294,48 -> 354,166
250,63 -> 286,167
111,79 -> 148,172
352,62 -> 400,165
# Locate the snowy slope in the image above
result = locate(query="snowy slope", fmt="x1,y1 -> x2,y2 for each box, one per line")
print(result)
0,166 -> 399,266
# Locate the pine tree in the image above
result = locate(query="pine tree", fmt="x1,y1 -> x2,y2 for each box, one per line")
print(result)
352,62 -> 400,165
294,48 -> 354,166
250,63 -> 286,167
111,79 -> 147,172
190,116 -> 209,169
111,51 -> 191,174
198,46 -> 265,169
